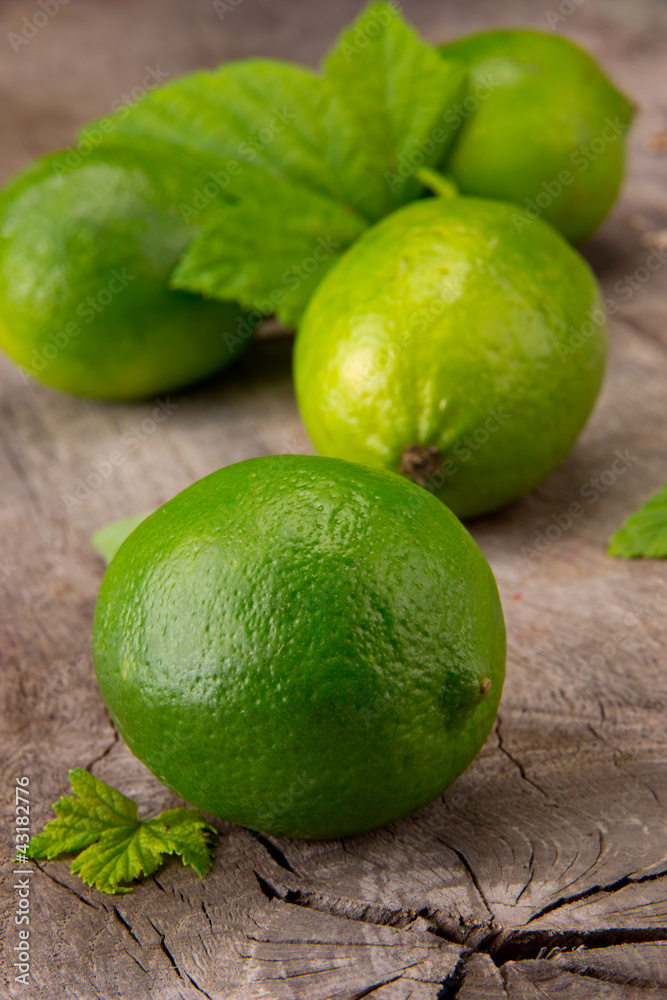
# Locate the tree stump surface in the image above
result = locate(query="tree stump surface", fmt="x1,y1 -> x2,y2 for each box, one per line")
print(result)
1,1 -> 666,997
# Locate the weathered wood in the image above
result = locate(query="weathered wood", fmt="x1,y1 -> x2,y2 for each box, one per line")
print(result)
1,0 -> 666,997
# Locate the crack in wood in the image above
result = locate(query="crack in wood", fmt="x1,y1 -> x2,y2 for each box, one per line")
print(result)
559,961 -> 667,991
514,847 -> 535,904
284,886 -> 434,933
152,873 -> 170,895
255,868 -> 464,942
437,954 -> 468,1000
182,973 -> 215,1000
588,723 -> 665,809
146,916 -> 214,999
201,899 -> 214,935
490,926 -> 667,967
525,865 -> 667,925
123,948 -> 149,975
254,870 -> 279,901
436,839 -> 495,927
495,717 -> 554,802
250,829 -> 298,875
84,730 -> 119,772
350,973 -> 406,999
498,964 -> 512,995
111,905 -> 142,947
33,861 -> 98,910
251,862 -> 667,987
555,827 -> 604,897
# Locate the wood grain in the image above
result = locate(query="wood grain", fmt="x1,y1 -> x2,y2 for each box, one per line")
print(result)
1,0 -> 666,997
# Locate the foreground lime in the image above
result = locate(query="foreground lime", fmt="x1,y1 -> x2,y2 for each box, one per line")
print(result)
93,455 -> 506,839
441,29 -> 634,244
0,143 -> 249,399
294,196 -> 606,519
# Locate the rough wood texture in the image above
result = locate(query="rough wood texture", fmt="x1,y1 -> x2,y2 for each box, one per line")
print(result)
1,0 -> 666,997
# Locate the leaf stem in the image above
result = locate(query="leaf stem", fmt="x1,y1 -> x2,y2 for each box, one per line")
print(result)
416,167 -> 459,200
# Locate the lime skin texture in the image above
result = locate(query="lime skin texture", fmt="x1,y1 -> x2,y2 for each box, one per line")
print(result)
0,145 -> 248,400
294,196 -> 607,521
93,455 -> 506,840
440,29 -> 634,244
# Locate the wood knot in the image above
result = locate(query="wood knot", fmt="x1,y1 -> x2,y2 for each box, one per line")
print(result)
400,444 -> 442,487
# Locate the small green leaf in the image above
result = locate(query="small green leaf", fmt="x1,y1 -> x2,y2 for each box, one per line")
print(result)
27,770 -> 217,894
27,768 -> 137,858
608,484 -> 667,558
145,808 -> 217,878
92,514 -> 148,564
71,824 -> 167,894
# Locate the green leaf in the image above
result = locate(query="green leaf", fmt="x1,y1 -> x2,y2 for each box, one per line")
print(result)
145,808 -> 216,878
608,485 -> 667,558
70,824 -> 164,894
323,2 -> 465,217
83,3 -> 465,325
92,514 -> 149,564
84,59 -> 369,326
169,168 -> 365,328
27,770 -> 216,894
86,61 -> 337,198
27,768 -> 138,858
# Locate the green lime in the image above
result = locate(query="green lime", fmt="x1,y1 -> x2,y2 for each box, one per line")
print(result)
440,29 -> 634,244
93,455 -> 506,839
0,144 -> 249,400
294,196 -> 606,520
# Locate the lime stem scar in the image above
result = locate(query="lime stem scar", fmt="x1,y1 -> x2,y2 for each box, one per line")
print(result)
400,444 -> 442,487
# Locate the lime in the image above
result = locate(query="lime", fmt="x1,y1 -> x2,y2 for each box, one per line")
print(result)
0,144 -> 249,400
294,196 -> 606,520
440,29 -> 634,244
92,455 -> 506,839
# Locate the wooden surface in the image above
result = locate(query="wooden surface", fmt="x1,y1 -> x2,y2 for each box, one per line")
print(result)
1,0 -> 667,997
